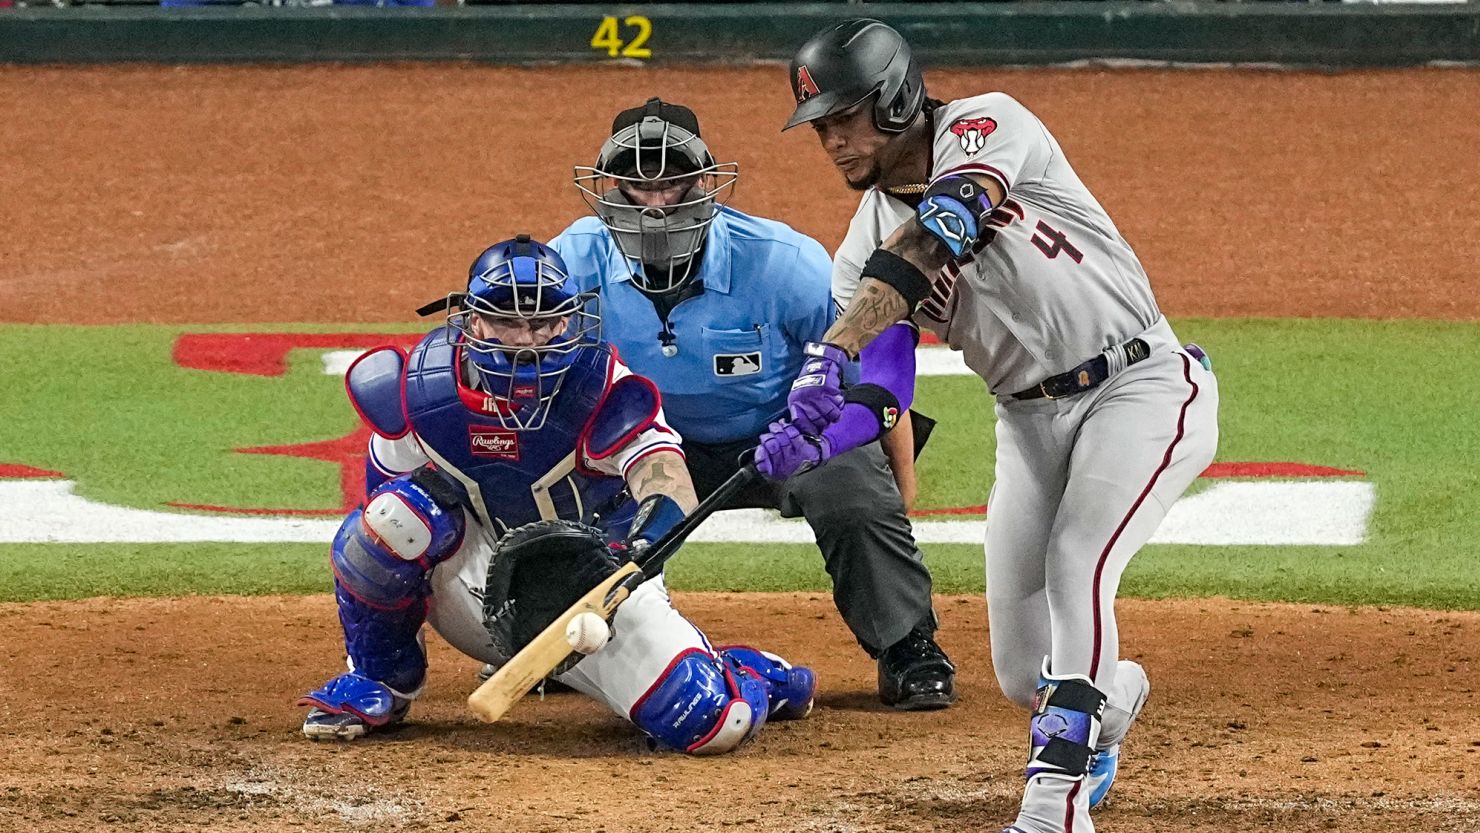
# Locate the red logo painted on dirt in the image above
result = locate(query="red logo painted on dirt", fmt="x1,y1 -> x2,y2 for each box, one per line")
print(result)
795,66 -> 821,102
949,117 -> 997,155
469,428 -> 520,460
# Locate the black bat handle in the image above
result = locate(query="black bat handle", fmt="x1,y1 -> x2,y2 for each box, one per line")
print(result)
635,462 -> 759,579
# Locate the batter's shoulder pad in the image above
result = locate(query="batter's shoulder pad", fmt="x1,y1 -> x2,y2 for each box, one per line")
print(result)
482,520 -> 626,667
346,346 -> 409,439
581,374 -> 663,461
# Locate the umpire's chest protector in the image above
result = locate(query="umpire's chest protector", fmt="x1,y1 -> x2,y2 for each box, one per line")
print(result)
401,329 -> 626,529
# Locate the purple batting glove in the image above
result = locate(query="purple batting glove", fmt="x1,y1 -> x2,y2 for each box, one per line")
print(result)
788,341 -> 848,435
755,421 -> 832,482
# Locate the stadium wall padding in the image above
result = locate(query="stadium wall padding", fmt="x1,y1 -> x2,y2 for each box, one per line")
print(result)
3,2 -> 1478,66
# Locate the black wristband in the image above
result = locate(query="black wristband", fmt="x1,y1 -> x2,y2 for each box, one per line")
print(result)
861,249 -> 932,308
844,383 -> 903,433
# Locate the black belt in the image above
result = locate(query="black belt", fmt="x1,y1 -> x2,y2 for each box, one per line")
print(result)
1011,338 -> 1151,401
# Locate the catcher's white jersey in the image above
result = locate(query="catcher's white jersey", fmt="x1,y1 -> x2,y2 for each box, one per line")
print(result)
832,92 -> 1163,396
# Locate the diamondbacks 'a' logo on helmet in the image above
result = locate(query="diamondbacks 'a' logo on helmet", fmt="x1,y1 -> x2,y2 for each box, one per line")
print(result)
795,65 -> 821,102
949,117 -> 998,155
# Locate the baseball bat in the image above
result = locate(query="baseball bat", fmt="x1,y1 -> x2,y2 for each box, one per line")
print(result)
467,462 -> 759,723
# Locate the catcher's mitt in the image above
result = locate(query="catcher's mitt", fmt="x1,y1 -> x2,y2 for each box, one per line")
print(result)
482,520 -> 626,671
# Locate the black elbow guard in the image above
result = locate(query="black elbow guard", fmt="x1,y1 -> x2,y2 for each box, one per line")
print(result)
844,383 -> 903,434
861,249 -> 932,309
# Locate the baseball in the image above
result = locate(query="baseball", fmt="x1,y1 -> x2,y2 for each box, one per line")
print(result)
564,612 -> 610,655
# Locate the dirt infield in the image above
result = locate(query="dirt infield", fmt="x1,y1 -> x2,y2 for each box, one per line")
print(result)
3,65 -> 1479,324
1,595 -> 1477,833
3,63 -> 1478,832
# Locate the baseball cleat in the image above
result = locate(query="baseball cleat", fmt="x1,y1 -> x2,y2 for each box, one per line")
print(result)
877,627 -> 956,710
298,671 -> 412,740
1087,659 -> 1150,808
301,702 -> 409,741
769,663 -> 817,721
716,645 -> 817,721
1086,745 -> 1120,808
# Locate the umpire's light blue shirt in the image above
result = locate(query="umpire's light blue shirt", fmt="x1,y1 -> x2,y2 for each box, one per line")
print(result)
553,206 -> 834,445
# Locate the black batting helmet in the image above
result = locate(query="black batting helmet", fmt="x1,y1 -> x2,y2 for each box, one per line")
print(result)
782,19 -> 924,134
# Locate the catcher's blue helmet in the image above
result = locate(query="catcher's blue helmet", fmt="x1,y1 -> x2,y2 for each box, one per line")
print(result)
449,235 -> 601,430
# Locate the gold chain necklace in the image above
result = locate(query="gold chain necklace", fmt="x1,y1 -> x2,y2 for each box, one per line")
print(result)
884,183 -> 929,196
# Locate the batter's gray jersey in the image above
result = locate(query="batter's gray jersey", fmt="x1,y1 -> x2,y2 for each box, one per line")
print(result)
832,92 -> 1163,396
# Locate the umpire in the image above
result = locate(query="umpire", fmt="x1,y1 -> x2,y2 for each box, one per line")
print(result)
552,98 -> 955,709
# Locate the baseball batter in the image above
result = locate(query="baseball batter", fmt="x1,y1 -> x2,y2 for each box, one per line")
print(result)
298,235 -> 814,753
766,20 -> 1220,833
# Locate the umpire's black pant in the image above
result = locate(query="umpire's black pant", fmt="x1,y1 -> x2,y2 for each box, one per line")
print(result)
684,437 -> 936,656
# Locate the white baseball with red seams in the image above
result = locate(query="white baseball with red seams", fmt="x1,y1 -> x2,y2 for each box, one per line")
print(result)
831,92 -> 1220,832
565,612 -> 611,655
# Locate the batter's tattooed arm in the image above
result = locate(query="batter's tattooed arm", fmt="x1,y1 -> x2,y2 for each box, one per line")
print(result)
823,219 -> 952,357
625,449 -> 699,513
887,215 -> 956,275
823,278 -> 910,358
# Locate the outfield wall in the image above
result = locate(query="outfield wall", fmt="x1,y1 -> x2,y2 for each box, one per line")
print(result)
3,2 -> 1478,66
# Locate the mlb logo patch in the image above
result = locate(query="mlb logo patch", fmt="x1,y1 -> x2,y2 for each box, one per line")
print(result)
469,427 -> 520,460
714,352 -> 762,377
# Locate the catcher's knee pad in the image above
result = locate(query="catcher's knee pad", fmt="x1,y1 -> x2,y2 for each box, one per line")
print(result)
331,476 -> 466,610
1026,657 -> 1107,783
631,649 -> 771,756
717,645 -> 816,721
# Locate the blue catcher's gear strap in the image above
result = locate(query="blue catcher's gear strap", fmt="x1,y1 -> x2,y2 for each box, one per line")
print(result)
1026,658 -> 1107,781
630,648 -> 771,755
345,346 -> 410,439
917,174 -> 996,260
623,493 -> 686,552
861,248 -> 932,310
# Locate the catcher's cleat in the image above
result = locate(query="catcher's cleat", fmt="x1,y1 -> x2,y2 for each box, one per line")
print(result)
298,672 -> 413,741
877,627 -> 956,710
717,646 -> 817,721
301,702 -> 410,740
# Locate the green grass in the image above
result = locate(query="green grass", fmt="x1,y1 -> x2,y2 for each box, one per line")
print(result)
1,319 -> 1477,608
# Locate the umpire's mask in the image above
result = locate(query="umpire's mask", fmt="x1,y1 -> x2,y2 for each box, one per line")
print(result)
574,98 -> 738,295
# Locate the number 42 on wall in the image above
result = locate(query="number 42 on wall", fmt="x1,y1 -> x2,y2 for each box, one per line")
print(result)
591,15 -> 653,60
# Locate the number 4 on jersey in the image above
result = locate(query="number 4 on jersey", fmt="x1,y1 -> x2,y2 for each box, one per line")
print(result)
1030,220 -> 1084,264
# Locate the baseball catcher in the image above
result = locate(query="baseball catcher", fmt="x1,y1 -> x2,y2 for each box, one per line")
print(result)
298,235 -> 814,753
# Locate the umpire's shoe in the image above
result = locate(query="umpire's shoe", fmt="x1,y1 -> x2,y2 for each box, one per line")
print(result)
877,626 -> 957,710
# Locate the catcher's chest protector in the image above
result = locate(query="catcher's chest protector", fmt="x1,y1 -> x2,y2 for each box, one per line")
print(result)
403,328 -> 626,529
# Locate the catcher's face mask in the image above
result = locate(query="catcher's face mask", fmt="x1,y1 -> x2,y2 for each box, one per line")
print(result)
448,237 -> 602,431
575,104 -> 738,295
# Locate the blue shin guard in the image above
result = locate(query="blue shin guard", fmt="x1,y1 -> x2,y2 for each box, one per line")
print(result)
301,476 -> 465,738
631,649 -> 773,755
